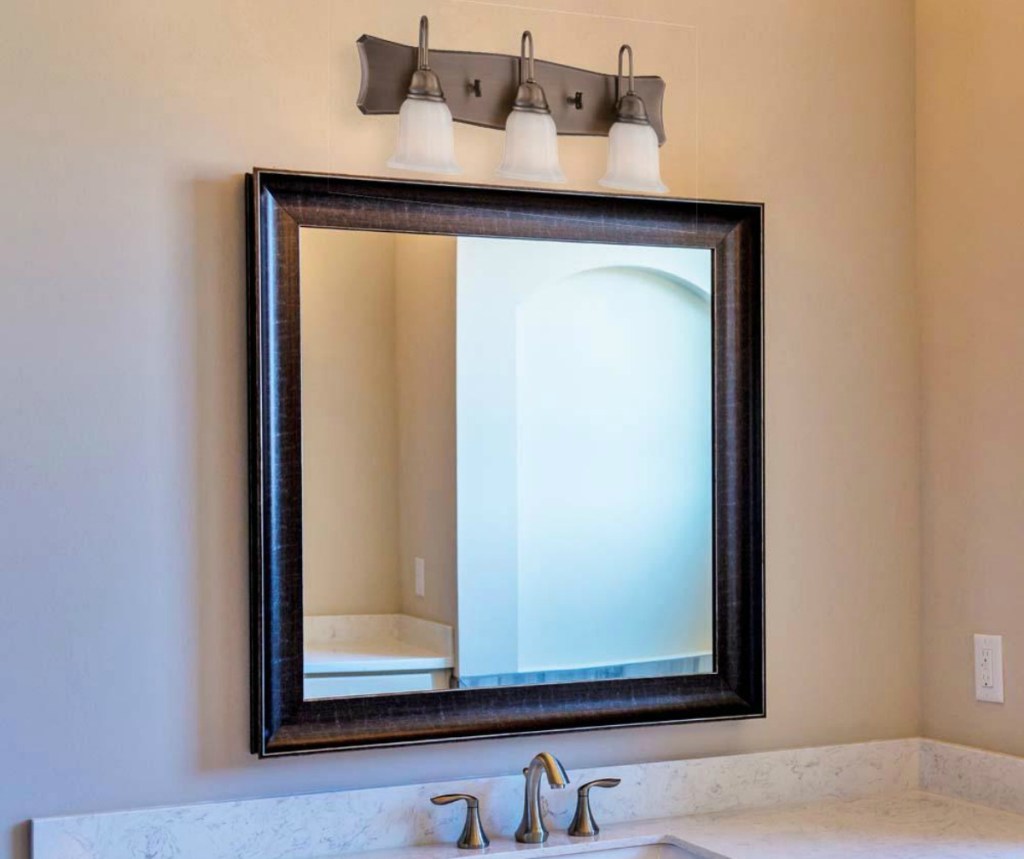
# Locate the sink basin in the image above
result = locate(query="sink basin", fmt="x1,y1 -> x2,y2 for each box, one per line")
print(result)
547,843 -> 699,859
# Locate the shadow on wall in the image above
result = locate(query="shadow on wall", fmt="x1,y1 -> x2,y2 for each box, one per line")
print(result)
10,823 -> 27,859
187,175 -> 252,772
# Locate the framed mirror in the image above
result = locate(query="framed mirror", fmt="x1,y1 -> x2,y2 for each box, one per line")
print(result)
247,170 -> 764,755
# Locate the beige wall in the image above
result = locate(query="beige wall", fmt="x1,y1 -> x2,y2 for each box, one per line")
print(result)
395,235 -> 458,627
301,228 -> 402,616
301,229 -> 458,623
917,0 -> 1024,756
0,2 -> 918,858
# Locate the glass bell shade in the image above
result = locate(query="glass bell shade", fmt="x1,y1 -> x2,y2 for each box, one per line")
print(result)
496,109 -> 566,184
600,121 -> 668,193
387,97 -> 462,175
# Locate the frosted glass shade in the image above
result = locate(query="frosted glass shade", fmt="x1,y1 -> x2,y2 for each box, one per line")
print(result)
600,121 -> 668,193
496,109 -> 566,184
387,97 -> 461,175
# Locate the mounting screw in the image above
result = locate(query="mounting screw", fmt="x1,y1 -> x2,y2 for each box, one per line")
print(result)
568,91 -> 584,109
468,78 -> 482,97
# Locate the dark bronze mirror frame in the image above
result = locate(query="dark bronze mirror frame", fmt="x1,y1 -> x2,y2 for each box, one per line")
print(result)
247,169 -> 764,756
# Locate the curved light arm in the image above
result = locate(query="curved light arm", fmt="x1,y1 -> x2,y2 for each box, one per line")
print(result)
617,44 -> 635,95
418,15 -> 430,69
520,31 -> 536,84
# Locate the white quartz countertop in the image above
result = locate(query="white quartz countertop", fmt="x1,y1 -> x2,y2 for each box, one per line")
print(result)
339,791 -> 1024,859
304,614 -> 454,675
304,639 -> 453,674
32,739 -> 1024,859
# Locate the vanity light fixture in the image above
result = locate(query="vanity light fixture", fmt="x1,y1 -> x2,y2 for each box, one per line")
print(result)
359,21 -> 669,192
600,45 -> 668,194
386,16 -> 462,175
495,31 -> 566,184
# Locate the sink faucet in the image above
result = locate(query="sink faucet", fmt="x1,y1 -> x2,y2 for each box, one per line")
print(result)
515,752 -> 569,843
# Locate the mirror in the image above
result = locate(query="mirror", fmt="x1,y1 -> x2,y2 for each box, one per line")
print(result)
248,171 -> 763,755
299,228 -> 713,700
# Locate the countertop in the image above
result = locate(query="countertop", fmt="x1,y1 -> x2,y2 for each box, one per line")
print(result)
343,791 -> 1024,859
32,739 -> 1024,859
304,614 -> 454,675
304,639 -> 453,674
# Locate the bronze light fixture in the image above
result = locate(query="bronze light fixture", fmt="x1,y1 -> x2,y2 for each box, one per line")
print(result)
360,17 -> 668,191
386,16 -> 461,174
600,45 -> 667,192
495,31 -> 566,184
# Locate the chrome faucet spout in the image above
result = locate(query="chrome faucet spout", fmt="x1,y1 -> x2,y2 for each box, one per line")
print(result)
515,752 -> 569,843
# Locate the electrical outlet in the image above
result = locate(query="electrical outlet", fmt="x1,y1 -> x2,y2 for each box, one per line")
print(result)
975,634 -> 1004,704
415,557 -> 426,598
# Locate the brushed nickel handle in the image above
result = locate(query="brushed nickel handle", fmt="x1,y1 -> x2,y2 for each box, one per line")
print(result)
568,777 -> 621,837
431,794 -> 490,850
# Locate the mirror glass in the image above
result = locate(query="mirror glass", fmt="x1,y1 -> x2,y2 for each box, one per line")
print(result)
299,227 -> 713,700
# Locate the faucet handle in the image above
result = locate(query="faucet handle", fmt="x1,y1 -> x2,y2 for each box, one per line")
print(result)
568,778 -> 621,837
430,794 -> 490,850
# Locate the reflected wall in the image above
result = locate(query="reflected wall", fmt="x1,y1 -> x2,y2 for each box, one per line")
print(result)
300,228 -> 713,698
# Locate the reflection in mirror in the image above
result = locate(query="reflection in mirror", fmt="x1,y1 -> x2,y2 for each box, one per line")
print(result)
299,227 -> 712,700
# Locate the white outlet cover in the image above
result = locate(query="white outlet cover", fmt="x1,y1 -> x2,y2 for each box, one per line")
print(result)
414,557 -> 426,598
974,633 -> 1004,704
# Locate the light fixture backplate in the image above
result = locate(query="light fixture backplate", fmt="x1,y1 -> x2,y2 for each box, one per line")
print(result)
357,34 -> 667,145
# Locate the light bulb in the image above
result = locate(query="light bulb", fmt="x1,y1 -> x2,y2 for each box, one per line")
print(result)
388,97 -> 460,175
497,110 -> 565,183
600,121 -> 667,193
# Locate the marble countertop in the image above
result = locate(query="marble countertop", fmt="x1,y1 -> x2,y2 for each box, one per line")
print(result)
32,739 -> 1024,859
304,614 -> 454,675
304,639 -> 453,674
341,791 -> 1024,859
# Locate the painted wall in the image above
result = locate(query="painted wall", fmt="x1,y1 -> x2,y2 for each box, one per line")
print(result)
300,228 -> 402,616
0,2 -> 918,858
515,266 -> 711,672
395,235 -> 458,627
917,0 -> 1024,756
300,228 -> 458,623
456,240 -> 713,676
